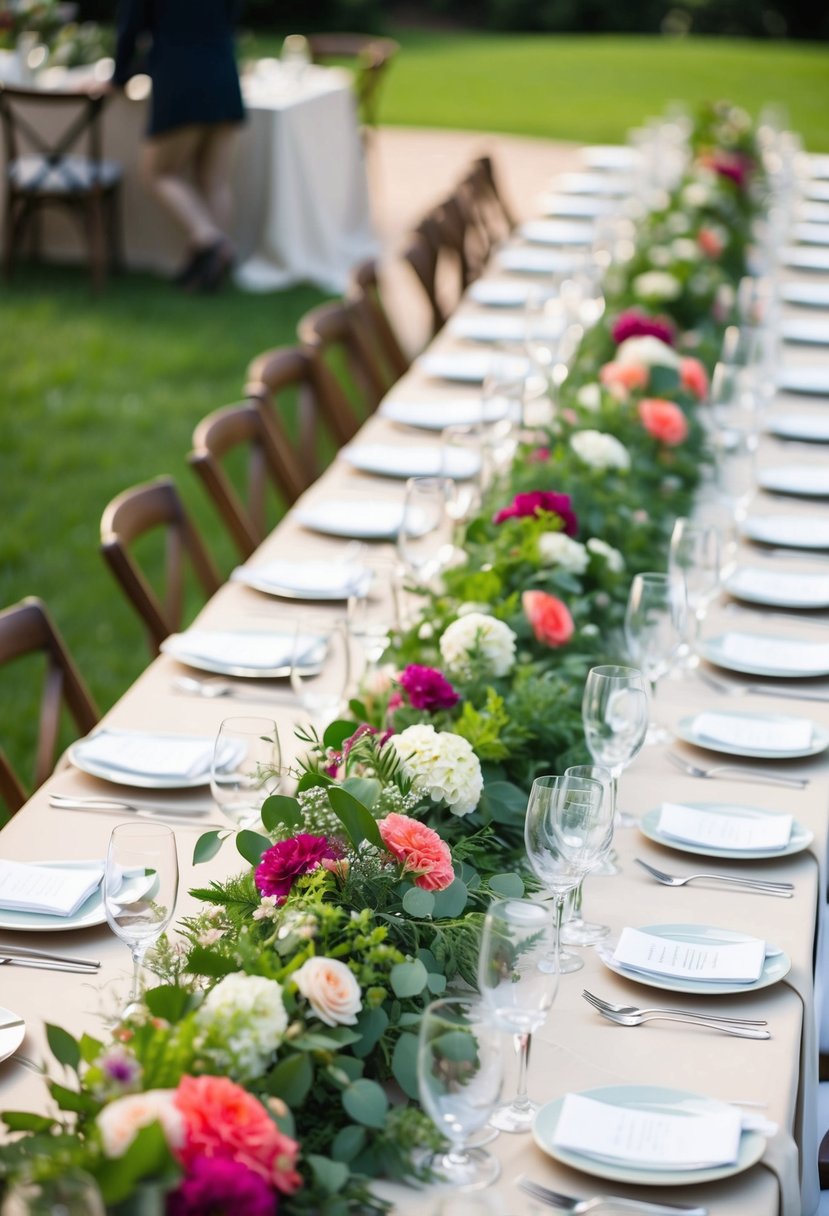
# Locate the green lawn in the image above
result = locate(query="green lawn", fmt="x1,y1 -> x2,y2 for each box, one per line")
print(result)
2,29 -> 828,807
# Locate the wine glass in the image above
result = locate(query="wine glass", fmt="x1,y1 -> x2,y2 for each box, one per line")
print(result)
524,774 -> 609,975
417,997 -> 503,1189
477,898 -> 557,1133
708,360 -> 757,439
397,476 -> 453,589
712,427 -> 756,521
290,621 -> 351,726
624,572 -> 686,744
0,1170 -> 105,1216
104,823 -> 178,1019
481,363 -> 522,474
210,716 -> 281,829
581,664 -> 649,828
440,424 -> 488,526
669,518 -> 721,670
562,764 -> 614,937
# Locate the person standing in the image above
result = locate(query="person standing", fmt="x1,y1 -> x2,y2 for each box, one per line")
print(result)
113,0 -> 245,291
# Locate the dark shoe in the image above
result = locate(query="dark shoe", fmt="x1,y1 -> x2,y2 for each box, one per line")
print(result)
172,244 -> 216,289
192,239 -> 235,294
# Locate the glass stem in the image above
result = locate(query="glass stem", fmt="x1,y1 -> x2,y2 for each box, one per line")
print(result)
130,945 -> 146,1005
512,1032 -> 532,1111
572,879 -> 584,919
554,896 -> 565,971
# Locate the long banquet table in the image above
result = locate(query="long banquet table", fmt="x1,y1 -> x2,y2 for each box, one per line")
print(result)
2,144 -> 829,1215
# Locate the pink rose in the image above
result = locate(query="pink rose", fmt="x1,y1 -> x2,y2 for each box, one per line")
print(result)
293,956 -> 363,1027
697,227 -> 724,259
638,398 -> 689,446
679,357 -> 708,400
96,1090 -> 184,1159
522,590 -> 575,648
379,813 -> 454,891
599,361 -> 649,399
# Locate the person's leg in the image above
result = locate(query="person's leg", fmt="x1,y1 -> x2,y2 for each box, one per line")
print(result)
193,123 -> 239,240
142,125 -> 222,252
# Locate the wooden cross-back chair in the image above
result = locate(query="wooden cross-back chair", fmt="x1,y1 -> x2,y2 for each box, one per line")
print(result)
403,198 -> 471,337
188,402 -> 306,560
0,596 -> 99,814
349,257 -> 410,385
0,83 -> 122,290
297,297 -> 389,418
100,476 -> 221,656
466,154 -> 516,240
306,34 -> 399,134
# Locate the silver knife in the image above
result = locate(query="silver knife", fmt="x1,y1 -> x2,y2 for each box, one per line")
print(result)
0,943 -> 100,968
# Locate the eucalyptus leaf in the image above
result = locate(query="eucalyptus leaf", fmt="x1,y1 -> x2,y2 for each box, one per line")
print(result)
341,775 -> 382,808
235,829 -> 272,867
308,1154 -> 350,1196
390,958 -> 428,998
402,887 -> 435,918
264,1053 -> 313,1105
323,719 -> 358,750
489,872 -> 525,898
353,1006 -> 389,1058
431,877 -> 468,918
45,1024 -> 79,1072
261,793 -> 302,834
341,1078 -> 389,1129
391,1032 -> 420,1099
328,786 -> 384,850
331,1124 -> 368,1163
192,829 -> 226,866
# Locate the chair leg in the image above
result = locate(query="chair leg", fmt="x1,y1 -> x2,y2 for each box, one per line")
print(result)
107,184 -> 124,274
86,194 -> 107,292
3,194 -> 20,280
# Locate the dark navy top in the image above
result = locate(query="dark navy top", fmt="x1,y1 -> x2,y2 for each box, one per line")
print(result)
113,0 -> 245,137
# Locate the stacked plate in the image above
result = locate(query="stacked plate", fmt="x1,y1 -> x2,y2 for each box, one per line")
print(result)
639,800 -> 812,861
674,709 -> 828,759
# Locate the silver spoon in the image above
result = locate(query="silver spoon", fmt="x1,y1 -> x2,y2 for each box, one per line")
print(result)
171,675 -> 295,705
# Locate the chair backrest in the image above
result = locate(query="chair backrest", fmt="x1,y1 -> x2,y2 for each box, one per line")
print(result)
0,596 -> 99,814
349,258 -> 410,384
402,228 -> 445,336
404,198 -> 471,336
0,83 -> 109,192
100,476 -> 222,656
244,345 -> 358,474
467,154 -> 516,238
306,34 -> 399,129
297,297 -> 388,417
188,402 -> 306,560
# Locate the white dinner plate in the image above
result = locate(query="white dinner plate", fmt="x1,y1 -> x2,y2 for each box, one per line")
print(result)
675,710 -> 828,759
294,499 -> 426,541
796,223 -> 829,247
776,366 -> 829,396
380,397 -> 514,431
805,181 -> 829,203
801,201 -> 829,224
582,144 -> 639,171
725,565 -> 829,609
0,859 -> 120,933
416,351 -> 531,384
518,219 -> 595,246
533,1085 -> 766,1187
783,246 -> 829,272
741,513 -> 829,549
494,247 -> 579,276
808,154 -> 829,180
766,413 -> 829,443
699,632 -> 829,678
781,318 -> 829,346
161,630 -> 324,680
597,923 -> 791,996
758,464 -> 829,496
0,1006 -> 25,1061
782,282 -> 829,309
231,559 -> 371,601
557,171 -> 630,196
466,279 -> 534,308
447,313 -> 563,345
639,801 -> 813,861
341,443 -> 480,481
540,193 -> 614,219
68,729 -> 233,789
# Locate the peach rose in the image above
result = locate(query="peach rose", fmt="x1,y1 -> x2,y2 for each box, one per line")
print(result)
97,1089 -> 184,1158
293,956 -> 363,1027
379,812 -> 455,891
698,227 -> 724,259
174,1075 -> 301,1194
522,591 -> 575,648
679,356 -> 709,400
639,398 -> 689,446
599,360 -> 649,399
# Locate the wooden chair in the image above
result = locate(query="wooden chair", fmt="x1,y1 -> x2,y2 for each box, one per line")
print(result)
306,34 -> 399,134
244,345 -> 359,477
349,257 -> 411,385
403,199 -> 470,336
100,476 -> 221,656
0,83 -> 122,290
188,402 -> 306,560
466,154 -> 516,240
297,297 -> 389,417
0,596 -> 99,814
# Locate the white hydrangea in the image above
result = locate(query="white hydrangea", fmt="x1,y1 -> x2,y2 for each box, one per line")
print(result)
587,537 -> 625,573
196,973 -> 288,1082
570,430 -> 630,472
388,724 -> 483,817
682,181 -> 713,209
615,335 -> 680,369
633,271 -> 682,302
439,612 -> 517,679
671,238 -> 700,263
537,531 -> 589,573
647,245 -> 672,268
666,212 -> 691,235
576,382 -> 602,412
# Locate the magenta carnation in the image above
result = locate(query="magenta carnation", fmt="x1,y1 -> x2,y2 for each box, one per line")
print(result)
166,1157 -> 276,1216
493,490 -> 578,537
399,665 -> 460,712
611,309 -> 676,347
255,834 -> 337,903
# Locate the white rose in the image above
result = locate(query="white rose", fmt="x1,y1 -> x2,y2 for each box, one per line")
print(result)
667,212 -> 691,235
682,181 -> 712,209
587,537 -> 625,573
439,612 -> 516,679
97,1090 -> 183,1159
197,973 -> 288,1082
671,238 -> 700,263
388,724 -> 483,817
576,382 -> 602,412
633,271 -> 682,302
293,956 -> 363,1027
570,430 -> 630,472
537,531 -> 589,573
615,335 -> 680,369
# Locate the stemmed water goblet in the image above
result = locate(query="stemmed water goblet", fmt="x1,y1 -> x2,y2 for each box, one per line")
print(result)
417,997 -> 504,1189
397,476 -> 454,590
290,621 -> 351,726
581,664 -> 649,829
477,897 -> 557,1133
561,763 -> 614,936
669,517 -> 721,671
104,822 -> 178,1019
524,774 -> 610,975
623,572 -> 686,744
440,424 -> 488,527
210,716 -> 281,829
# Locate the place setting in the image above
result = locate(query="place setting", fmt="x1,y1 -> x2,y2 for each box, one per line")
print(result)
672,708 -> 828,761
697,629 -> 829,679
724,562 -> 829,609
740,512 -> 829,550
230,555 -> 372,601
638,799 -> 813,862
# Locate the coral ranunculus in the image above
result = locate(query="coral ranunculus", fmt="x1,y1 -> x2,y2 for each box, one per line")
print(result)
255,834 -> 337,903
493,490 -> 578,537
167,1156 -> 276,1216
697,227 -> 725,259
638,398 -> 689,446
399,664 -> 459,712
611,309 -> 676,347
379,812 -> 455,891
679,356 -> 709,401
522,591 -> 575,648
599,360 -> 649,398
174,1076 -> 301,1194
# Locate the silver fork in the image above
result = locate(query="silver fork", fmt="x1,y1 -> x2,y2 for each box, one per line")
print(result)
581,992 -> 770,1039
635,857 -> 794,897
583,991 -> 767,1026
171,675 -> 296,705
698,668 -> 829,703
518,1176 -> 708,1214
49,794 -> 228,830
666,750 -> 809,789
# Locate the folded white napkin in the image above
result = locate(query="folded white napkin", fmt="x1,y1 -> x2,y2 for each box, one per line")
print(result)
0,859 -> 103,917
165,630 -> 320,671
692,711 -> 813,752
232,559 -> 369,598
553,1093 -> 742,1168
74,730 -> 222,780
658,802 -> 793,852
612,926 -> 766,984
729,567 -> 829,603
719,631 -> 829,672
